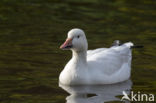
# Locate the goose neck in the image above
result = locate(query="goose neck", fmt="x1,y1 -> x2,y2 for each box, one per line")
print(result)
72,50 -> 87,63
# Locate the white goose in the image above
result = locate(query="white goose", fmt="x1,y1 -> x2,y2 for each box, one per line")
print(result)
59,28 -> 133,85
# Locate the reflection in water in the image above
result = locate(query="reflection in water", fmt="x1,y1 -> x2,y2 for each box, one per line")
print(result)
59,79 -> 132,103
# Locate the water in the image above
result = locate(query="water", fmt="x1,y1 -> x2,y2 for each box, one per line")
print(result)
59,80 -> 132,103
0,0 -> 155,103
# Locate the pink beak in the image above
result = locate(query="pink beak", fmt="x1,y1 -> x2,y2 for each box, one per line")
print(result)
60,38 -> 73,49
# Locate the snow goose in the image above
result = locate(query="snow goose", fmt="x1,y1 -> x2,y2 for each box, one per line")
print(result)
59,28 -> 133,85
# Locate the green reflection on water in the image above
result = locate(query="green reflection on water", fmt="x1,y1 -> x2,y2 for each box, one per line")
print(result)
0,0 -> 155,102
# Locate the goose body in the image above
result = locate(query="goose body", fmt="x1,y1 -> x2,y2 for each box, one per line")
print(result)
59,28 -> 133,85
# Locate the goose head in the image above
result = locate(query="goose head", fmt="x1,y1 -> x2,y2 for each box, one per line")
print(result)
60,28 -> 88,52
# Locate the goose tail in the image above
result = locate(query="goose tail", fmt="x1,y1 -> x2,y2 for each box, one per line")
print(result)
124,42 -> 144,49
112,40 -> 144,49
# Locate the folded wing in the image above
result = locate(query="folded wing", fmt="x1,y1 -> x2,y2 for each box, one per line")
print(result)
87,42 -> 133,75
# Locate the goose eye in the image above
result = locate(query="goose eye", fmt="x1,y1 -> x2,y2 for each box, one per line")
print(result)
77,35 -> 80,38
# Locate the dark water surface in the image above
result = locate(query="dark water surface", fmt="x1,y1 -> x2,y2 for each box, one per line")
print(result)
0,0 -> 156,103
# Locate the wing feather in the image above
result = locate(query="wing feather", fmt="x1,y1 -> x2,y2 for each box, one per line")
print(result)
87,43 -> 132,75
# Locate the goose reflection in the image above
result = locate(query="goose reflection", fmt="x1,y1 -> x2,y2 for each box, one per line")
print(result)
59,79 -> 132,103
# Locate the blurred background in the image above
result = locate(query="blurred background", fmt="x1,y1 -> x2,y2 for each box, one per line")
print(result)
0,0 -> 155,103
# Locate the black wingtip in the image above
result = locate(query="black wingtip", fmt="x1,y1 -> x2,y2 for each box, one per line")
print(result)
131,45 -> 144,49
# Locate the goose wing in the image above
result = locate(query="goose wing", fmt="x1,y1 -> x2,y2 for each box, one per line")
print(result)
87,42 -> 133,75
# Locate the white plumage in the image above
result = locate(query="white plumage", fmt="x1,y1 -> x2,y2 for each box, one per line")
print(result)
59,28 -> 133,85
